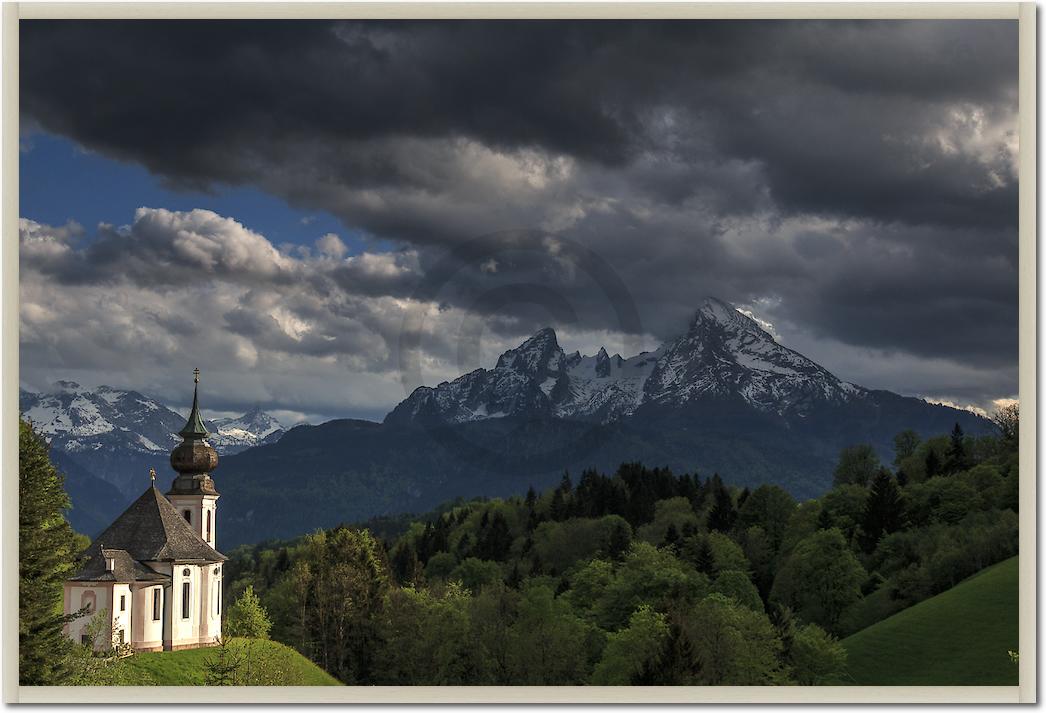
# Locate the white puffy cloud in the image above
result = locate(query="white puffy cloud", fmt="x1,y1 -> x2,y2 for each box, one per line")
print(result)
18,210 -> 439,419
316,232 -> 347,258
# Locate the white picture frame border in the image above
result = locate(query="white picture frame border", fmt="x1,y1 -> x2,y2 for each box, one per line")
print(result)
2,2 -> 1035,703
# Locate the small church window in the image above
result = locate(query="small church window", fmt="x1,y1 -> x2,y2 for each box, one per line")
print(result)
81,634 -> 91,646
181,582 -> 191,619
183,510 -> 192,523
182,568 -> 191,577
206,511 -> 211,542
117,629 -> 125,645
152,588 -> 161,621
119,595 -> 126,612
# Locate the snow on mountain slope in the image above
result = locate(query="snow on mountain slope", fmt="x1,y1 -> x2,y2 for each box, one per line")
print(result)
209,407 -> 284,451
20,382 -> 184,454
385,297 -> 866,426
20,383 -> 285,456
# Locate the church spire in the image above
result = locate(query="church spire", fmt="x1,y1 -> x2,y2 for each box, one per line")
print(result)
168,368 -> 219,496
179,367 -> 209,439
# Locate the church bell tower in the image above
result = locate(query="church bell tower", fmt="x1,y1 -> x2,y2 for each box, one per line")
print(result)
167,368 -> 220,548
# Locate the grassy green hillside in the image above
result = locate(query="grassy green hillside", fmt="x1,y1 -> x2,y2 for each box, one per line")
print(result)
841,557 -> 1019,685
124,638 -> 341,686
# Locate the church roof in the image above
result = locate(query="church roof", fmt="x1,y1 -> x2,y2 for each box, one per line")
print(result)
69,544 -> 171,583
80,484 -> 226,567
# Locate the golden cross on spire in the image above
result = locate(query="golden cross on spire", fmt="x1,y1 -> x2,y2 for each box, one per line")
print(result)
193,367 -> 200,384
149,468 -> 156,482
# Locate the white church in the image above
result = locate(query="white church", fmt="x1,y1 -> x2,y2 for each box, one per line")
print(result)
63,370 -> 225,652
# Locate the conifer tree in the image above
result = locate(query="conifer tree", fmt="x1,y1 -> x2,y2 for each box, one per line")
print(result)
858,469 -> 905,553
816,506 -> 833,531
550,489 -> 568,522
524,486 -> 537,509
945,423 -> 968,473
662,524 -> 680,552
925,449 -> 941,479
19,420 -> 82,685
707,479 -> 737,533
204,636 -> 243,685
693,536 -> 716,575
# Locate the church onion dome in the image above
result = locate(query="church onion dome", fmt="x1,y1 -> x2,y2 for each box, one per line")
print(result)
168,368 -> 220,496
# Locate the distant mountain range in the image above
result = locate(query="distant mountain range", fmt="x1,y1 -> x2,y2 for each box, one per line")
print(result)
19,381 -> 283,535
26,298 -> 994,548
212,298 -> 992,548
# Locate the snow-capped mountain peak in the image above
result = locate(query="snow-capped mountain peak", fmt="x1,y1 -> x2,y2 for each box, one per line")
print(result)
386,297 -> 867,427
21,384 -> 288,453
209,407 -> 284,450
494,327 -> 564,376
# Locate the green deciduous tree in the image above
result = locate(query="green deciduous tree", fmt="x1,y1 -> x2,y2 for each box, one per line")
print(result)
892,430 -> 921,466
736,485 -> 796,551
679,594 -> 788,685
593,542 -> 709,631
992,403 -> 1019,448
378,583 -> 474,684
506,583 -> 592,684
789,623 -> 848,684
293,527 -> 389,683
833,444 -> 880,487
449,557 -> 502,593
770,528 -> 866,633
591,605 -> 669,684
225,585 -> 272,639
711,569 -> 763,612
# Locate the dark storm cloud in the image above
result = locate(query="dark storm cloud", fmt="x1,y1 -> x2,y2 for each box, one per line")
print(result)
21,20 -> 1017,227
19,19 -> 1020,412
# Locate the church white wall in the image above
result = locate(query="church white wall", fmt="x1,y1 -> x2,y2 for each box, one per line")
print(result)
63,583 -> 111,651
199,564 -> 223,644
131,584 -> 165,650
168,494 -> 219,548
169,564 -> 203,648
110,583 -> 132,647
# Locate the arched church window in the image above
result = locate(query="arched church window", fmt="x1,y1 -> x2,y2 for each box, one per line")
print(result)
206,510 -> 211,542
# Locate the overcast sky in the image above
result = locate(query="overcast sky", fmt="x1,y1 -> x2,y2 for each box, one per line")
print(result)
19,20 -> 1018,424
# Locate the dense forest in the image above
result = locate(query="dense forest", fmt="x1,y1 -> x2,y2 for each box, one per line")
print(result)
221,406 -> 1019,685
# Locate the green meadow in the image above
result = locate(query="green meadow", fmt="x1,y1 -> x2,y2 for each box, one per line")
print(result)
841,556 -> 1019,686
123,638 -> 342,686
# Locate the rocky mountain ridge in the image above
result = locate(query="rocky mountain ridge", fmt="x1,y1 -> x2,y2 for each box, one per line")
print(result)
387,297 -> 866,426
